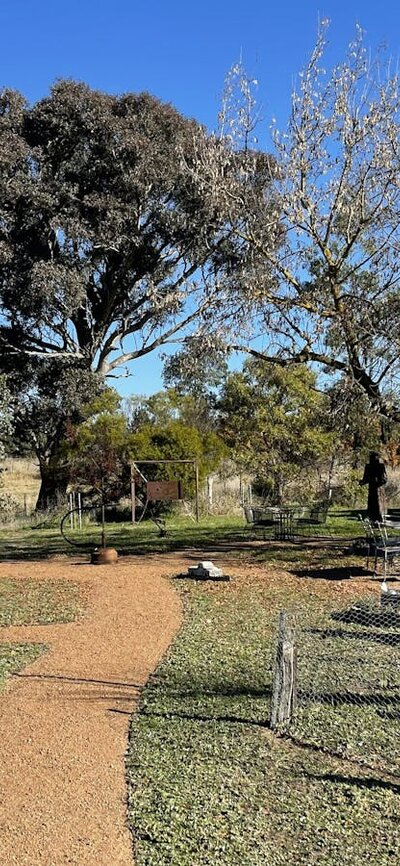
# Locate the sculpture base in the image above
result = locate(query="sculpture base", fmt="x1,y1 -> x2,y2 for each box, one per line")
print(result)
90,547 -> 118,565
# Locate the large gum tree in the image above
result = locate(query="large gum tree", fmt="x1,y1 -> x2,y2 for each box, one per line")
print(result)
0,81 -> 277,507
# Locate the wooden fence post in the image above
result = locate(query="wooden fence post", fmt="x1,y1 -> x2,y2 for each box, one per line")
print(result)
270,611 -> 297,729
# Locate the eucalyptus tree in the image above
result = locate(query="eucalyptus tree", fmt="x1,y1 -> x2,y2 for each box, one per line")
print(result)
217,358 -> 333,503
265,23 -> 400,419
0,81 -> 275,372
0,81 -> 278,506
0,374 -> 11,464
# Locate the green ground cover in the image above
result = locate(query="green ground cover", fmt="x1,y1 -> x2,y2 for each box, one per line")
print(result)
0,642 -> 45,691
0,512 -> 397,859
292,598 -> 400,776
126,568 -> 400,866
0,577 -> 86,689
0,510 -> 364,561
0,577 -> 85,625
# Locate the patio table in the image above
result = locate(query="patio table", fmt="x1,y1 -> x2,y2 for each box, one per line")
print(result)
274,507 -> 296,540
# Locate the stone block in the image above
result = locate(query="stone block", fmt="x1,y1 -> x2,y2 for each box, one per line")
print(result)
187,560 -> 227,580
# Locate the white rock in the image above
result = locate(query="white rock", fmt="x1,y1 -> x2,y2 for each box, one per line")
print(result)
187,561 -> 225,579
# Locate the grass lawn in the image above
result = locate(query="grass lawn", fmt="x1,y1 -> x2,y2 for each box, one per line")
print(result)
0,510 -> 398,862
126,563 -> 400,866
0,642 -> 45,691
0,514 -> 251,559
0,576 -> 87,689
0,509 -> 364,561
0,577 -> 86,626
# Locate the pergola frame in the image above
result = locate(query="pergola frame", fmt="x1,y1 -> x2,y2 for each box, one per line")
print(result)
130,459 -> 200,523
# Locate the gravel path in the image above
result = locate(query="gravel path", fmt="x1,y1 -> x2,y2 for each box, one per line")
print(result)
0,556 -> 183,866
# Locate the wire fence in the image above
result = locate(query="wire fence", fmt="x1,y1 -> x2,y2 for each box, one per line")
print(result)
271,593 -> 400,777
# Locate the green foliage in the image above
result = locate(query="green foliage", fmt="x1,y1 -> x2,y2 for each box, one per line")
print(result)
126,388 -> 218,435
0,81 -> 258,377
130,420 -> 227,496
0,643 -> 46,691
163,344 -> 228,404
125,388 -> 228,503
218,359 -> 334,501
3,356 -> 106,508
127,573 -> 399,866
324,379 -> 384,463
8,361 -> 104,459
64,394 -> 130,501
0,577 -> 85,625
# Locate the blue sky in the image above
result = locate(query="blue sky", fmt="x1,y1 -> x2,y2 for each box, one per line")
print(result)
2,0 -> 400,395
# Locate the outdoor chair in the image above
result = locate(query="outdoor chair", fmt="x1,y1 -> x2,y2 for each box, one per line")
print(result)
292,501 -> 330,537
360,516 -> 400,578
382,511 -> 400,531
243,506 -> 254,524
242,505 -> 280,539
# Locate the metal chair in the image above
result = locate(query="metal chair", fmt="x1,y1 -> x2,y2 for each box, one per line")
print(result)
360,516 -> 400,578
292,502 -> 330,537
242,505 -> 280,539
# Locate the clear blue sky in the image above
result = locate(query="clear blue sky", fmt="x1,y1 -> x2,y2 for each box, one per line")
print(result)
2,0 -> 400,395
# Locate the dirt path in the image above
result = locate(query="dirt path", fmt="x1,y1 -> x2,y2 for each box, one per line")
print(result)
0,555 -> 184,866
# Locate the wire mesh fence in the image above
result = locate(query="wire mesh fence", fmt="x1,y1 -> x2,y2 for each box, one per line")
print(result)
271,592 -> 400,777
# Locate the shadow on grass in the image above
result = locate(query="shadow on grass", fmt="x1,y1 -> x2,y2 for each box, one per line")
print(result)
0,525 -> 256,562
137,678 -> 272,728
297,689 -> 400,708
293,565 -> 372,580
331,607 -> 400,628
302,769 -> 400,794
0,542 -> 73,562
0,523 -> 369,567
140,707 -> 270,728
12,671 -> 143,688
305,626 -> 400,645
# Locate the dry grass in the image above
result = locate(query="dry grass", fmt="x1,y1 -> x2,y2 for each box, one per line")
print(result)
1,458 -> 40,511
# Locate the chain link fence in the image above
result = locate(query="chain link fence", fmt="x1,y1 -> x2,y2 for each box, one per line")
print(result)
271,592 -> 400,777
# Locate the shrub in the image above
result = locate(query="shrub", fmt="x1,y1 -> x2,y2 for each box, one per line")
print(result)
0,491 -> 20,522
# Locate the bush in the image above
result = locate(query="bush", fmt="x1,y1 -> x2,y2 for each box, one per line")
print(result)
0,491 -> 20,522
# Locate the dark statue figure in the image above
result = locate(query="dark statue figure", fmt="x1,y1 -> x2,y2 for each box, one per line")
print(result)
360,451 -> 387,523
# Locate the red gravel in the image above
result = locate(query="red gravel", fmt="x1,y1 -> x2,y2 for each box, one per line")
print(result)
0,556 -> 183,866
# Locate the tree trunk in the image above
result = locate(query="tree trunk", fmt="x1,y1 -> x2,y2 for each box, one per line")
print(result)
36,459 -> 69,512
274,473 -> 284,505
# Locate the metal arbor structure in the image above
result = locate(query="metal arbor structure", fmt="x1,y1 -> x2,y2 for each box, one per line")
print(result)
130,459 -> 200,523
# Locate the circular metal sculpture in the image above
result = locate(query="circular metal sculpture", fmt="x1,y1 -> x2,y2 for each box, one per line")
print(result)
60,505 -> 118,565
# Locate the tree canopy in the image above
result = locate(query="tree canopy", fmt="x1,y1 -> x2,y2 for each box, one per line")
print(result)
0,79 -> 279,509
3,30 -> 400,516
0,80 -> 275,376
130,420 -> 227,496
188,27 -> 400,423
218,359 -> 334,502
128,390 -> 228,493
63,391 -> 131,503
